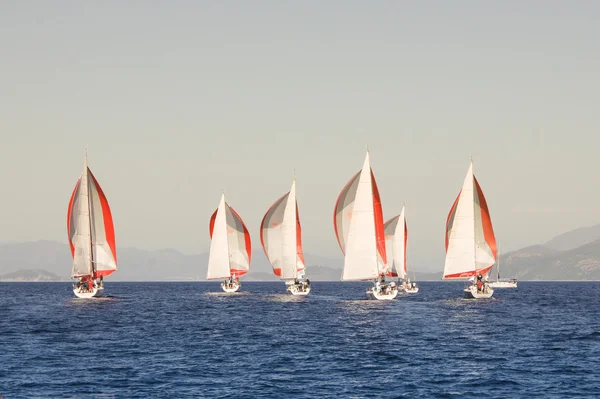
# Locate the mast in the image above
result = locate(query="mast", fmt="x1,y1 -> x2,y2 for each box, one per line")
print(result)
368,146 -> 379,280
292,175 -> 298,279
471,158 -> 477,276
370,150 -> 379,280
224,192 -> 232,278
402,203 -> 406,281
85,150 -> 95,277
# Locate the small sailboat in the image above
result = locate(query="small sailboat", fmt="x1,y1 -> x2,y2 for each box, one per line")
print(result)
384,206 -> 418,294
443,160 -> 497,299
67,151 -> 117,298
207,193 -> 251,292
334,151 -> 397,300
488,247 -> 517,288
260,177 -> 310,296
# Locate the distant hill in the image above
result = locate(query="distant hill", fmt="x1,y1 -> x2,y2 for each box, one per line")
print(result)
496,240 -> 600,281
0,268 -> 67,282
0,241 -> 347,282
3,223 -> 600,281
544,224 -> 600,251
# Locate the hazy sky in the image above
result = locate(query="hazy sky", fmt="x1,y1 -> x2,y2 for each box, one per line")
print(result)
1,1 -> 598,271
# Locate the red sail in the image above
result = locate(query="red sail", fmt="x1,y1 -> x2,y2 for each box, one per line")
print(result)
296,203 -> 305,270
66,179 -> 81,258
474,177 -> 497,261
89,170 -> 117,278
229,205 -> 251,276
371,170 -> 387,272
403,217 -> 408,275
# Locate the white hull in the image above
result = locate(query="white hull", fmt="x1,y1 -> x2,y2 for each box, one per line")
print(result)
367,285 -> 398,300
404,286 -> 419,294
221,280 -> 241,293
286,281 -> 311,296
464,285 -> 494,299
73,286 -> 104,298
489,280 -> 517,288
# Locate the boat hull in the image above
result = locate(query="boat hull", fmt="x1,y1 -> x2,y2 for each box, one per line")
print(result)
404,286 -> 419,294
464,285 -> 494,299
367,285 -> 398,300
221,280 -> 241,293
286,282 -> 311,296
489,281 -> 517,288
73,286 -> 104,298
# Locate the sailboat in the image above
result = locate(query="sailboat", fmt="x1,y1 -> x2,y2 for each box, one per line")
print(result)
260,177 -> 310,296
489,247 -> 517,288
334,151 -> 397,300
384,206 -> 418,294
443,160 -> 497,299
67,151 -> 117,298
207,193 -> 251,292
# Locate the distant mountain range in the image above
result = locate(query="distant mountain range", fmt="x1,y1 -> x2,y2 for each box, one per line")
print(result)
0,268 -> 68,282
0,241 -> 346,282
496,240 -> 600,281
1,224 -> 600,281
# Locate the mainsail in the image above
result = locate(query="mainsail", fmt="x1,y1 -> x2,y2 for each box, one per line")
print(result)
67,153 -> 117,279
443,161 -> 497,279
334,151 -> 388,281
207,194 -> 252,280
260,179 -> 305,280
384,206 -> 407,280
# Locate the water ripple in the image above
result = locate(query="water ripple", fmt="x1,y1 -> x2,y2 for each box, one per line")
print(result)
1,281 -> 599,398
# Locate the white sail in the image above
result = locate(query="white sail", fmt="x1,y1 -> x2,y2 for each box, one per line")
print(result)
207,194 -> 252,279
444,161 -> 497,279
384,206 -> 407,280
223,203 -> 251,276
261,179 -> 305,280
280,180 -> 300,279
335,152 -> 387,281
207,194 -> 231,280
70,157 -> 93,277
68,153 -> 117,279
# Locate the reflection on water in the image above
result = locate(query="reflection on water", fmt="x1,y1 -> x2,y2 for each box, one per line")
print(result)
65,296 -> 120,307
264,294 -> 307,303
205,291 -> 250,297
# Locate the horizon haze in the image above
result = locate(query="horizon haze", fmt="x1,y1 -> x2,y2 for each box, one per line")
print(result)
1,2 -> 599,269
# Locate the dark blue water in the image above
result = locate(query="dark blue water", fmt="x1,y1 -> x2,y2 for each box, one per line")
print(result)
1,282 -> 599,398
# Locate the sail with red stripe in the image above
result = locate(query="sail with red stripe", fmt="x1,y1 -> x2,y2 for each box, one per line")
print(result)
67,152 -> 117,279
334,151 -> 388,281
260,178 -> 306,280
207,193 -> 251,279
443,161 -> 497,279
384,206 -> 407,280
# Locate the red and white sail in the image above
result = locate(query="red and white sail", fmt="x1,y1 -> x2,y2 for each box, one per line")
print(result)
444,161 -> 497,279
384,206 -> 407,280
334,151 -> 388,281
260,178 -> 306,280
67,153 -> 117,279
207,193 -> 252,280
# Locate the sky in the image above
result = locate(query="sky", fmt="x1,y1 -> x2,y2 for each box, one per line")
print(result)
1,1 -> 599,271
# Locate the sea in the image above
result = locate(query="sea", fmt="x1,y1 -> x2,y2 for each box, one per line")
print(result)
0,281 -> 599,398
